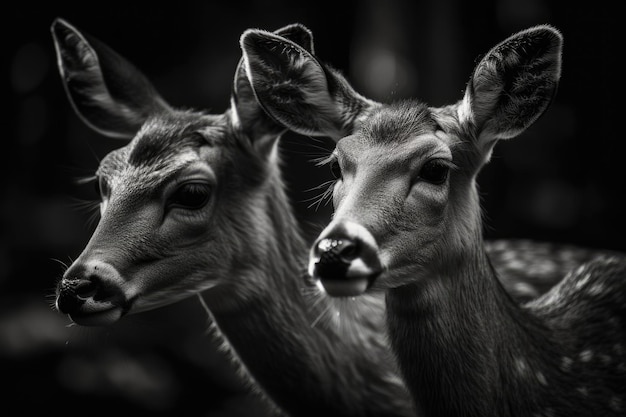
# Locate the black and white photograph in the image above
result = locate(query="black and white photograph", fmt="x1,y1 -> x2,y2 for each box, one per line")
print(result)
4,1 -> 624,416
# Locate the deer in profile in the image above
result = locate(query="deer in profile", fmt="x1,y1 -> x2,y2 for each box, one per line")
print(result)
51,17 -> 417,417
243,25 -> 626,416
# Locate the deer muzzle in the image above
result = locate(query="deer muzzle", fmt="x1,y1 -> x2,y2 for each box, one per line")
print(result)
56,259 -> 132,326
309,221 -> 382,297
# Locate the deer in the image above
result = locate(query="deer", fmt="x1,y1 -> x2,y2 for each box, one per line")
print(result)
53,17 -> 621,416
51,17 -> 416,417
242,24 -> 626,416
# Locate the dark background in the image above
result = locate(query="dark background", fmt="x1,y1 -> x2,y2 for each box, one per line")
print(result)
3,1 -> 623,416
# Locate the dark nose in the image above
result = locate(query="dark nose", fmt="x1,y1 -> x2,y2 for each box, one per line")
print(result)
56,264 -> 124,315
309,221 -> 382,296
56,274 -> 99,314
313,237 -> 359,280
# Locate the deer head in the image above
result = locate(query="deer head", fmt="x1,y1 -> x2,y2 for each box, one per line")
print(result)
53,18 -> 314,325
242,25 -> 563,296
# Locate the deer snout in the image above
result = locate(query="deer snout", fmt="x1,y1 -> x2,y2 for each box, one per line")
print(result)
309,221 -> 382,297
56,260 -> 130,326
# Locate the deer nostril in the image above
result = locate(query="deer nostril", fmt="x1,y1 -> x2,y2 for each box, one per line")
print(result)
59,277 -> 99,300
74,278 -> 99,299
317,238 -> 360,264
56,261 -> 129,321
56,277 -> 97,314
339,242 -> 358,262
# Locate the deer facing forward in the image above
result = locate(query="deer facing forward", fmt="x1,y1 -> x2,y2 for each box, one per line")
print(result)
242,24 -> 626,417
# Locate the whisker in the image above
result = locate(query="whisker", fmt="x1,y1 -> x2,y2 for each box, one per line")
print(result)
302,179 -> 337,194
83,138 -> 103,165
50,257 -> 70,271
299,280 -> 339,330
310,156 -> 334,168
67,197 -> 100,212
282,133 -> 330,146
309,302 -> 332,328
85,208 -> 101,230
281,136 -> 333,157
300,186 -> 334,204
304,181 -> 336,211
74,174 -> 98,186
55,164 -> 97,180
303,287 -> 328,312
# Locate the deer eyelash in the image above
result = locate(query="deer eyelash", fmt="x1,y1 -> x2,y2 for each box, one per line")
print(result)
435,159 -> 459,171
422,152 -> 458,171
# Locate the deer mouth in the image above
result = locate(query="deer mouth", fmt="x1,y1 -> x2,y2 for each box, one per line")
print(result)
315,275 -> 375,297
310,232 -> 383,297
56,276 -> 133,326
66,304 -> 125,326
311,248 -> 381,297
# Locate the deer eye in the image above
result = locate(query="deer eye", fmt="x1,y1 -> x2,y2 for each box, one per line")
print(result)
169,182 -> 212,210
329,159 -> 342,179
419,160 -> 450,185
94,176 -> 110,199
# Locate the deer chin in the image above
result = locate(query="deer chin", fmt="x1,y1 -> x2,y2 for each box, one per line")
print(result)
316,276 -> 372,297
315,265 -> 381,297
56,281 -> 134,326
313,260 -> 382,297
64,299 -> 128,326
68,308 -> 124,326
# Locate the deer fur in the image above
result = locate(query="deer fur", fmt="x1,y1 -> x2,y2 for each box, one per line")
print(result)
51,18 -> 416,417
242,25 -> 626,417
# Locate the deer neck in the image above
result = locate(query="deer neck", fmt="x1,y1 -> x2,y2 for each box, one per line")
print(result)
384,189 -> 565,417
205,157 -> 413,417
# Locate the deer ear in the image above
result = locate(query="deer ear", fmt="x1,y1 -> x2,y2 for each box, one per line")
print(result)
459,24 -> 563,154
240,29 -> 378,141
231,23 -> 315,144
273,23 -> 315,55
51,18 -> 171,139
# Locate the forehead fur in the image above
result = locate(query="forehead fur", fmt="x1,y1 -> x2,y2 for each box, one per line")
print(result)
128,111 -> 226,167
97,110 -> 230,189
359,100 -> 436,144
